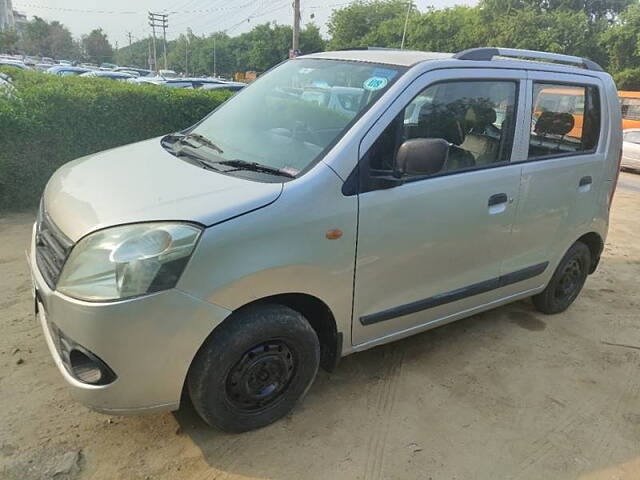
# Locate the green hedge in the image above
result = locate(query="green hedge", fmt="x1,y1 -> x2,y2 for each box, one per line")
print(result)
0,67 -> 232,211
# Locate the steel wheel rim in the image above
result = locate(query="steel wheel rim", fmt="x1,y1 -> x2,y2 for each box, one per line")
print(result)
554,257 -> 583,301
225,340 -> 296,412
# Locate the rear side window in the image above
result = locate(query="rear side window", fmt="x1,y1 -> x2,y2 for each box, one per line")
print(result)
528,83 -> 600,159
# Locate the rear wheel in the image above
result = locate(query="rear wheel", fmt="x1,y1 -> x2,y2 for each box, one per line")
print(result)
533,241 -> 591,314
187,304 -> 320,432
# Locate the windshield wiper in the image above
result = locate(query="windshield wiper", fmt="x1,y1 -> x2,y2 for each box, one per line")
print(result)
178,132 -> 224,154
215,159 -> 297,178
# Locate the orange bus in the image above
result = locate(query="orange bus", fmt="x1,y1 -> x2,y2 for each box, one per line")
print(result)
533,87 -> 585,139
619,91 -> 640,130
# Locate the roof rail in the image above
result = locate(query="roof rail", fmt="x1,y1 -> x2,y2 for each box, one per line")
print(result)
453,47 -> 603,72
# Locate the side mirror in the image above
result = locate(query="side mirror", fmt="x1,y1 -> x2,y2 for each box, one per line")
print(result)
395,138 -> 449,177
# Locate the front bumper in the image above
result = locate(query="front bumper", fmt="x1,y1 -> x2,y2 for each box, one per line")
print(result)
29,224 -> 231,414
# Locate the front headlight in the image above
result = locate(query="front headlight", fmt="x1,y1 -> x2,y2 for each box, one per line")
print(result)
57,222 -> 202,301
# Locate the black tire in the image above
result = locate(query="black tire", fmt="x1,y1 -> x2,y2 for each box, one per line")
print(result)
187,304 -> 320,432
533,241 -> 591,315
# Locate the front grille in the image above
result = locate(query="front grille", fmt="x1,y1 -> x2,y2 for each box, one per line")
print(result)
35,202 -> 74,289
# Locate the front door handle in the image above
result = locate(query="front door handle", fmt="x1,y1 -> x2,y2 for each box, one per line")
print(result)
488,193 -> 508,206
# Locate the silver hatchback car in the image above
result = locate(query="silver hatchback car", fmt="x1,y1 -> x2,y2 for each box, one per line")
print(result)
29,48 -> 622,432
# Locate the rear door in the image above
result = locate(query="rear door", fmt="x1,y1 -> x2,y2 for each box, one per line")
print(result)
351,68 -> 527,347
501,72 -> 606,292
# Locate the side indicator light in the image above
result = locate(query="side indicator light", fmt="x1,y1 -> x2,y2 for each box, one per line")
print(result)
326,229 -> 343,240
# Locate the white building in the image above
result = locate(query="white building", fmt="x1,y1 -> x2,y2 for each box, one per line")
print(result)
0,0 -> 15,32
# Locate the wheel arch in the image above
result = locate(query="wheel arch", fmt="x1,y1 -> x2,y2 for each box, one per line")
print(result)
576,231 -> 604,274
188,293 -> 342,379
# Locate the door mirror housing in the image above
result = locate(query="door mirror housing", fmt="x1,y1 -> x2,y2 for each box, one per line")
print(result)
395,138 -> 449,177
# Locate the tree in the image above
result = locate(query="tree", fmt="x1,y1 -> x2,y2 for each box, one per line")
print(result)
379,5 -> 486,51
0,29 -> 19,53
82,28 -> 113,64
21,16 -> 51,56
47,21 -> 77,59
327,0 -> 407,50
601,3 -> 640,72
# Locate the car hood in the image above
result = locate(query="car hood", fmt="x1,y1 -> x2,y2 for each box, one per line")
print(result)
44,137 -> 283,241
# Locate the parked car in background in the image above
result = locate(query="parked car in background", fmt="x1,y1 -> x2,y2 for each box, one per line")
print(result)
35,63 -> 53,72
58,60 -> 73,66
41,57 -> 55,65
81,71 -> 134,82
100,62 -> 118,70
0,59 -> 27,70
117,70 -> 140,78
47,66 -> 92,76
622,128 -> 640,172
79,63 -> 98,70
200,82 -> 246,93
162,77 -> 227,89
114,67 -> 155,77
158,69 -> 178,78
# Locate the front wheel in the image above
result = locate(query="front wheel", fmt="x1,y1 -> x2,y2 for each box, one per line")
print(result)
187,304 -> 320,432
533,241 -> 591,314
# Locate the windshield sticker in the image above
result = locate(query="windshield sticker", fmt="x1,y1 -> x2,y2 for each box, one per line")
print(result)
371,68 -> 397,79
363,77 -> 388,91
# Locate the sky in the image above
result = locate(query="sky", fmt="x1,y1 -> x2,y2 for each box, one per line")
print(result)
11,0 -> 476,47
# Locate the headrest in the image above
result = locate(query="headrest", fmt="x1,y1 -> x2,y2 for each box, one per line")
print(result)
534,111 -> 575,136
464,103 -> 497,130
417,103 -> 466,146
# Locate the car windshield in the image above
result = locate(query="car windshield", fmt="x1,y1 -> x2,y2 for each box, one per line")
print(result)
189,58 -> 404,177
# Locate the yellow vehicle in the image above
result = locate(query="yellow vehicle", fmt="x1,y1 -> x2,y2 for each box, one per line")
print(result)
533,87 -> 585,140
618,91 -> 640,130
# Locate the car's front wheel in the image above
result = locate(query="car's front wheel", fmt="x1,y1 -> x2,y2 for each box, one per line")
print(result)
187,304 -> 320,432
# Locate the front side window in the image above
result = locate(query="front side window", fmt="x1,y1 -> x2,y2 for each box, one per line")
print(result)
189,59 -> 404,178
363,80 -> 518,187
529,83 -> 600,159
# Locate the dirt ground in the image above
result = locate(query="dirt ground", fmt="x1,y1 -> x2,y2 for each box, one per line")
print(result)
1,172 -> 639,480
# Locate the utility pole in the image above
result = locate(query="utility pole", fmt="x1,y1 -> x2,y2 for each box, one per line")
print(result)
148,35 -> 153,70
291,0 -> 300,58
185,33 -> 189,76
148,13 -> 158,72
148,12 -> 168,71
126,31 -> 133,47
213,34 -> 217,78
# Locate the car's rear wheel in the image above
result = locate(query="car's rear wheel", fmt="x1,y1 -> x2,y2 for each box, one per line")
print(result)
533,241 -> 591,314
187,304 -> 320,432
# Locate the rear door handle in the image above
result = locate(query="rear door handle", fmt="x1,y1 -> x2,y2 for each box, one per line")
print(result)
488,193 -> 508,206
578,175 -> 593,192
579,176 -> 592,187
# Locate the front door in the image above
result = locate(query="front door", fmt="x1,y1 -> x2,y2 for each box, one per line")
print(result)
352,69 -> 527,347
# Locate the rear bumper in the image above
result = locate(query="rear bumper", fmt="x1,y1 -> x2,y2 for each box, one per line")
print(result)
29,224 -> 231,415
